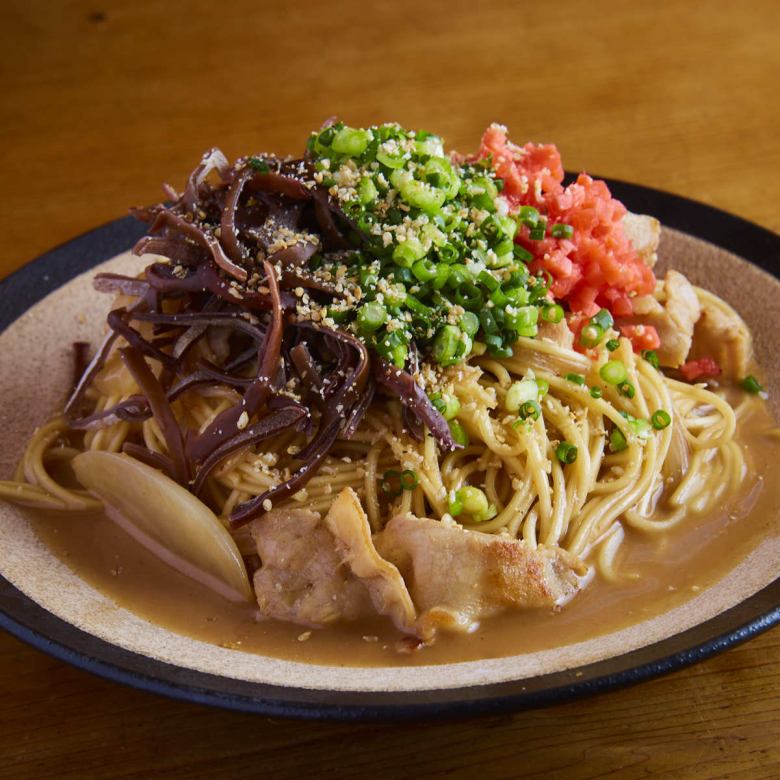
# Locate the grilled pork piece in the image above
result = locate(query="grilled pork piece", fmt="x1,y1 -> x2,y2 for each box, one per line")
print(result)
250,489 -> 418,635
623,270 -> 701,367
251,489 -> 586,643
375,514 -> 585,635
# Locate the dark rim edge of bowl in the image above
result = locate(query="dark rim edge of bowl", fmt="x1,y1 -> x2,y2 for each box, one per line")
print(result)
0,178 -> 778,721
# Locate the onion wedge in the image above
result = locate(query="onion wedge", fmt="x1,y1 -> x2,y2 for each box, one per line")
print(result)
72,451 -> 252,602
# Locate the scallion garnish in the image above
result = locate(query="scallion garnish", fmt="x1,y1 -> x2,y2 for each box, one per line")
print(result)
247,157 -> 270,173
642,349 -> 660,369
541,304 -> 565,324
448,419 -> 469,446
741,375 -> 764,394
580,323 -> 604,348
618,381 -> 635,398
651,410 -> 671,429
600,360 -> 628,385
609,427 -> 627,452
590,309 -> 614,331
556,441 -> 578,464
550,223 -> 574,239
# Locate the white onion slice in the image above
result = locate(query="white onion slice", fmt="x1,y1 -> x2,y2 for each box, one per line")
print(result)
72,451 -> 252,602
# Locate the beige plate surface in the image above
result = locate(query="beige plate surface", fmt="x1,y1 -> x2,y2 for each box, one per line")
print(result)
0,228 -> 778,693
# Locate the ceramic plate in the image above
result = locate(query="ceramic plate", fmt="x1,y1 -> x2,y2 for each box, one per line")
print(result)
1,180 -> 778,719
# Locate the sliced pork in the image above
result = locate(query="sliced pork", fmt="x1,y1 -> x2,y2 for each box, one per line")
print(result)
622,270 -> 701,367
690,295 -> 752,379
623,212 -> 661,268
250,507 -> 372,627
537,317 -> 575,350
250,488 -> 420,635
322,488 -> 419,636
375,515 -> 586,635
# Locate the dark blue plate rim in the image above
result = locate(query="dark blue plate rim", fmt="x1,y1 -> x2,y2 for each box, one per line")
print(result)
1,178 -> 778,720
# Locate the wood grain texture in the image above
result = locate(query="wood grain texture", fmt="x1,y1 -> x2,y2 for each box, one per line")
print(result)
1,0 -> 778,777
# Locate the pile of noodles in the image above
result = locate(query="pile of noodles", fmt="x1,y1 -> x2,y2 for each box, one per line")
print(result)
0,147 -> 750,577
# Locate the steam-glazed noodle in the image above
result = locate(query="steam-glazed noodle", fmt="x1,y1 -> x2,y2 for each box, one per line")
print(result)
1,289 -> 747,569
1,121 -> 776,650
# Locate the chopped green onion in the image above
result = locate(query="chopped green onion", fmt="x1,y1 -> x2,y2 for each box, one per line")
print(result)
356,302 -> 388,333
485,336 -> 513,358
390,343 -> 408,368
432,325 -> 462,365
518,400 -> 542,421
629,417 -> 652,440
400,179 -> 446,214
618,381 -> 635,398
480,215 -> 501,244
376,330 -> 408,367
741,375 -> 764,394
412,258 -> 438,283
248,156 -> 270,173
454,282 -> 483,311
556,441 -> 578,464
590,309 -> 614,330
536,378 -> 549,397
392,238 -> 425,268
505,305 -> 538,334
505,380 -> 539,412
359,267 -> 378,288
327,306 -> 350,324
642,349 -> 660,369
477,270 -> 500,292
376,148 -> 406,169
529,226 -> 546,241
529,270 -> 552,301
606,338 -> 620,352
357,212 -> 376,234
580,324 -> 604,348
449,420 -> 469,446
550,223 -> 574,239
541,304 -> 565,324
600,360 -> 628,385
651,409 -> 671,429
357,176 -> 378,205
431,392 -> 461,420
446,266 -> 470,290
383,282 -> 407,307
479,309 -> 499,335
422,157 -> 460,198
456,333 -> 473,360
609,427 -> 627,452
399,469 -> 419,491
566,373 -> 586,386
504,286 -> 530,306
431,263 -> 450,290
455,486 -> 490,520
513,244 -> 534,263
331,127 -> 372,156
448,496 -> 464,517
497,215 -> 517,239
460,311 -> 479,337
589,386 -> 602,399
519,205 -> 540,227
437,243 -> 460,264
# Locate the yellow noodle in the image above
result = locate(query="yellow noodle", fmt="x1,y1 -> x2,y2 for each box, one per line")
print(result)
2,282 -> 765,593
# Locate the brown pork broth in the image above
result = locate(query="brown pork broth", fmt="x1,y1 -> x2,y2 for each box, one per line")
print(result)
29,397 -> 780,667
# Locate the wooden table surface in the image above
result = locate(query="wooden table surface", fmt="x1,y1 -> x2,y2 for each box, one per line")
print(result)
1,1 -> 779,777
